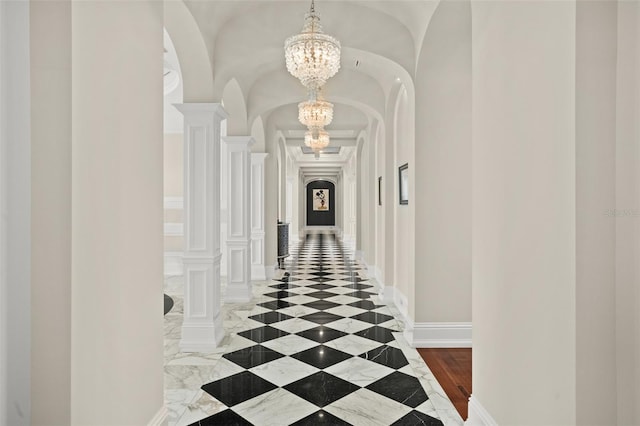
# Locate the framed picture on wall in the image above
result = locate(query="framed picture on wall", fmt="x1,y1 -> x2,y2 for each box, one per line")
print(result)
399,163 -> 408,205
313,188 -> 330,211
378,176 -> 382,206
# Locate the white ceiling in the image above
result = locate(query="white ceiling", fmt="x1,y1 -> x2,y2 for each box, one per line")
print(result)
164,0 -> 440,161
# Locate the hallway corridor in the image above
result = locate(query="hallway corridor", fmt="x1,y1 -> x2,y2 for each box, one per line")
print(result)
164,233 -> 462,425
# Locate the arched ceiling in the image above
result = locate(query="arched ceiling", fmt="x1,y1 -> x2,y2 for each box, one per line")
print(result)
176,0 -> 439,162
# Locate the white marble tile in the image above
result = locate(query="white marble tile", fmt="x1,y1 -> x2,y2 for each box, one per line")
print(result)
392,332 -> 464,425
165,389 -> 198,426
324,286 -> 361,295
324,357 -> 395,387
207,357 -> 245,381
166,351 -> 223,366
233,388 -> 319,426
164,365 -> 219,390
323,334 -> 383,355
261,334 -> 319,355
175,391 -> 227,426
286,286 -> 318,295
324,388 -> 412,425
270,317 -> 318,333
324,294 -> 361,305
221,334 -> 256,353
325,317 -> 373,334
398,364 -> 415,376
379,319 -> 402,331
249,356 -> 320,387
281,294 -> 318,305
415,400 -> 439,418
324,304 -> 367,318
371,306 -> 393,316
276,304 -> 319,318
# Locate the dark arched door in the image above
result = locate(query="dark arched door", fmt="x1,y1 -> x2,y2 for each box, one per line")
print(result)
306,180 -> 335,226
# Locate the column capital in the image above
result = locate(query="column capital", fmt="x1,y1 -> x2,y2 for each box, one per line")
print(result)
251,152 -> 269,163
223,135 -> 255,149
173,102 -> 228,120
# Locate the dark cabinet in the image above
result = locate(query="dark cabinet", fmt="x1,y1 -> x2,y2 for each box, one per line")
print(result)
277,222 -> 289,268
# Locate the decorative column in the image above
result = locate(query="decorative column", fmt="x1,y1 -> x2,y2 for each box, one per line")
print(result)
224,136 -> 255,302
251,153 -> 268,281
174,103 -> 228,352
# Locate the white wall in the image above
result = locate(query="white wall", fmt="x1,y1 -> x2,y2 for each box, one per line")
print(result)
29,1 -> 165,423
393,88 -> 412,318
414,0 -> 471,326
70,2 -> 165,423
471,2 -> 577,423
30,1 -> 71,423
615,2 -> 640,423
1,1 -> 31,424
575,1 -> 618,422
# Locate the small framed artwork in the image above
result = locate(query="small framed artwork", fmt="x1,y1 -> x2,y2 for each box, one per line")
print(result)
313,188 -> 330,211
399,163 -> 408,205
378,176 -> 382,206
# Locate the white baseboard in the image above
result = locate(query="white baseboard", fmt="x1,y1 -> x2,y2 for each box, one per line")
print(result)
410,322 -> 472,348
164,252 -> 183,276
354,250 -> 364,261
147,405 -> 169,426
466,395 -> 497,426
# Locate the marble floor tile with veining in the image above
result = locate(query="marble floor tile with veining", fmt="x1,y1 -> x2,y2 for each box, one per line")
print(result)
164,232 -> 462,425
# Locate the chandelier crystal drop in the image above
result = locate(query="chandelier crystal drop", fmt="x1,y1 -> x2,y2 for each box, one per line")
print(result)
284,0 -> 341,90
298,98 -> 333,128
304,128 -> 330,152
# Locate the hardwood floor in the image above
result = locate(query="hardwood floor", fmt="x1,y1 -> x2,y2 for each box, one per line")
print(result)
418,348 -> 472,420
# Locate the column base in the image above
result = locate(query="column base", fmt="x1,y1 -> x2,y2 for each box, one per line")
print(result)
179,313 -> 224,353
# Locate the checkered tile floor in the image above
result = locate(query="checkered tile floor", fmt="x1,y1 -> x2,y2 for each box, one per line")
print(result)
189,233 -> 444,425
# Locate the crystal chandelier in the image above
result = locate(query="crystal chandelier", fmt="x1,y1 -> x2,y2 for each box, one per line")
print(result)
304,128 -> 330,152
298,93 -> 333,128
284,0 -> 341,90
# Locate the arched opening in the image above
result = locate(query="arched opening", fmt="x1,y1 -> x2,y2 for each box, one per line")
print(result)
306,180 -> 337,227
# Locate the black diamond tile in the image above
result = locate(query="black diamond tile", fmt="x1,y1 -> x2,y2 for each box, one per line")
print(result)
201,371 -> 277,407
248,311 -> 293,324
355,326 -> 395,344
309,271 -> 331,277
345,290 -> 376,299
344,283 -> 374,290
366,371 -> 428,408
269,283 -> 299,290
189,409 -> 252,425
309,277 -> 334,283
291,345 -> 352,369
303,300 -> 340,311
351,311 -> 394,325
223,345 -> 285,369
290,410 -> 352,426
296,326 -> 347,343
391,411 -> 444,426
258,300 -> 294,310
307,283 -> 336,290
306,291 -> 338,299
300,312 -> 343,325
348,300 -> 378,310
237,325 -> 289,343
360,345 -> 409,369
264,290 -> 295,299
284,371 -> 359,407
